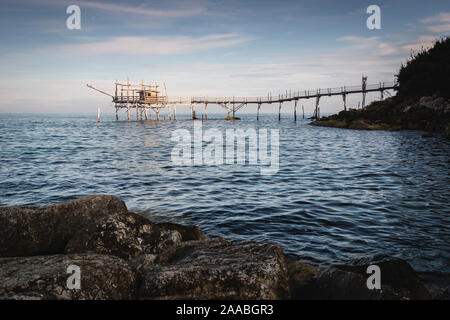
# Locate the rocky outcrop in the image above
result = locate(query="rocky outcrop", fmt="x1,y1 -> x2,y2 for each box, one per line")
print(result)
0,195 -> 127,257
138,238 -> 291,300
311,95 -> 450,138
0,195 -> 437,300
0,253 -> 136,300
286,260 -> 319,299
306,255 -> 431,300
65,212 -> 183,260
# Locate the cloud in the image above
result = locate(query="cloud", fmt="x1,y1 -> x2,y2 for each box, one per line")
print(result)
18,0 -> 207,18
40,33 -> 253,56
419,12 -> 450,33
402,35 -> 437,53
75,0 -> 206,18
336,36 -> 399,56
419,12 -> 450,24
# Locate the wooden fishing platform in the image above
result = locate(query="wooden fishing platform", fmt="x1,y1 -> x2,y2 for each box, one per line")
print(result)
87,75 -> 398,121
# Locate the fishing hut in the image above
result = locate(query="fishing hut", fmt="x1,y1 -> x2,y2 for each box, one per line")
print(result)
87,80 -> 172,121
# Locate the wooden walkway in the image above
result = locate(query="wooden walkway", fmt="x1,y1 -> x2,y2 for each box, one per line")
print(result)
190,81 -> 398,120
89,79 -> 398,121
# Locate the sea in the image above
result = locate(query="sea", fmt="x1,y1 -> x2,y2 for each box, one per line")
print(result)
1,112 -> 449,273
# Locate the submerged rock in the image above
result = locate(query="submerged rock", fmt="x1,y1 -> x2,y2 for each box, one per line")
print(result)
0,253 -> 136,300
0,195 -> 127,257
138,238 -> 291,300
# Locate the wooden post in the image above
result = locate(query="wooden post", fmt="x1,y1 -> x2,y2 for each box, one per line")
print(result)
294,100 -> 297,121
115,107 -> 118,121
380,90 -> 384,100
97,107 -> 100,123
362,74 -> 367,109
127,106 -> 130,121
136,104 -> 139,121
204,103 -> 207,120
156,109 -> 160,121
278,102 -> 282,121
145,108 -> 148,120
174,105 -> 177,120
257,103 -> 261,120
315,95 -> 321,120
302,104 -> 305,119
343,94 -> 347,111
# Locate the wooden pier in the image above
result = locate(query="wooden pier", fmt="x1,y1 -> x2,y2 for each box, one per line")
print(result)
87,76 -> 398,121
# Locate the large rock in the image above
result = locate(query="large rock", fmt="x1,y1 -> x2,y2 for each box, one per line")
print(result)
138,238 -> 291,300
311,119 -> 348,128
65,212 -> 206,260
0,195 -> 127,257
0,253 -> 136,300
348,118 -> 390,130
156,222 -> 207,242
286,260 -> 319,299
309,255 -> 431,300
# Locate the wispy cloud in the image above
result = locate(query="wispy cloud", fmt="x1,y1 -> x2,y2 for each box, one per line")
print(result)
336,36 -> 399,56
44,34 -> 253,56
75,0 -> 206,18
401,35 -> 437,53
419,12 -> 450,33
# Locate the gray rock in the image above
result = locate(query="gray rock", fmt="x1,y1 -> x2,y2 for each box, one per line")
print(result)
156,222 -> 207,242
286,260 -> 319,299
0,253 -> 136,300
138,238 -> 291,300
0,195 -> 127,257
65,212 -> 184,260
309,255 -> 431,300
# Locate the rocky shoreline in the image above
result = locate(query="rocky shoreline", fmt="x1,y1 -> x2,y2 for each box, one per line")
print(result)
0,195 -> 447,300
311,95 -> 450,139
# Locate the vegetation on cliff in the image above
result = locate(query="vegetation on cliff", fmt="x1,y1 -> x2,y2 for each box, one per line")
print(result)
311,37 -> 450,138
396,37 -> 450,102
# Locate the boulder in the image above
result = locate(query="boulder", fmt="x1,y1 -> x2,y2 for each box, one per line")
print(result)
0,195 -> 127,257
138,238 -> 291,300
65,212 -> 207,260
156,222 -> 207,241
286,260 -> 319,299
0,253 -> 136,300
309,255 -> 431,300
65,212 -> 167,260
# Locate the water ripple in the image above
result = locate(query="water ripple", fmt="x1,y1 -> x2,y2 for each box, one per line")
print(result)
0,113 -> 449,273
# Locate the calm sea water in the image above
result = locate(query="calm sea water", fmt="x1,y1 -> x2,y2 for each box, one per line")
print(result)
1,113 -> 449,273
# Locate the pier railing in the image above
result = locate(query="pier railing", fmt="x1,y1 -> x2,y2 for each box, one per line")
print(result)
191,81 -> 398,104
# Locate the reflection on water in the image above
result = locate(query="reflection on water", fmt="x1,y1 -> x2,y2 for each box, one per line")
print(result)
0,113 -> 449,273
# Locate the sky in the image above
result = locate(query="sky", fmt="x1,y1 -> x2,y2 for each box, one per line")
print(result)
0,0 -> 449,115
